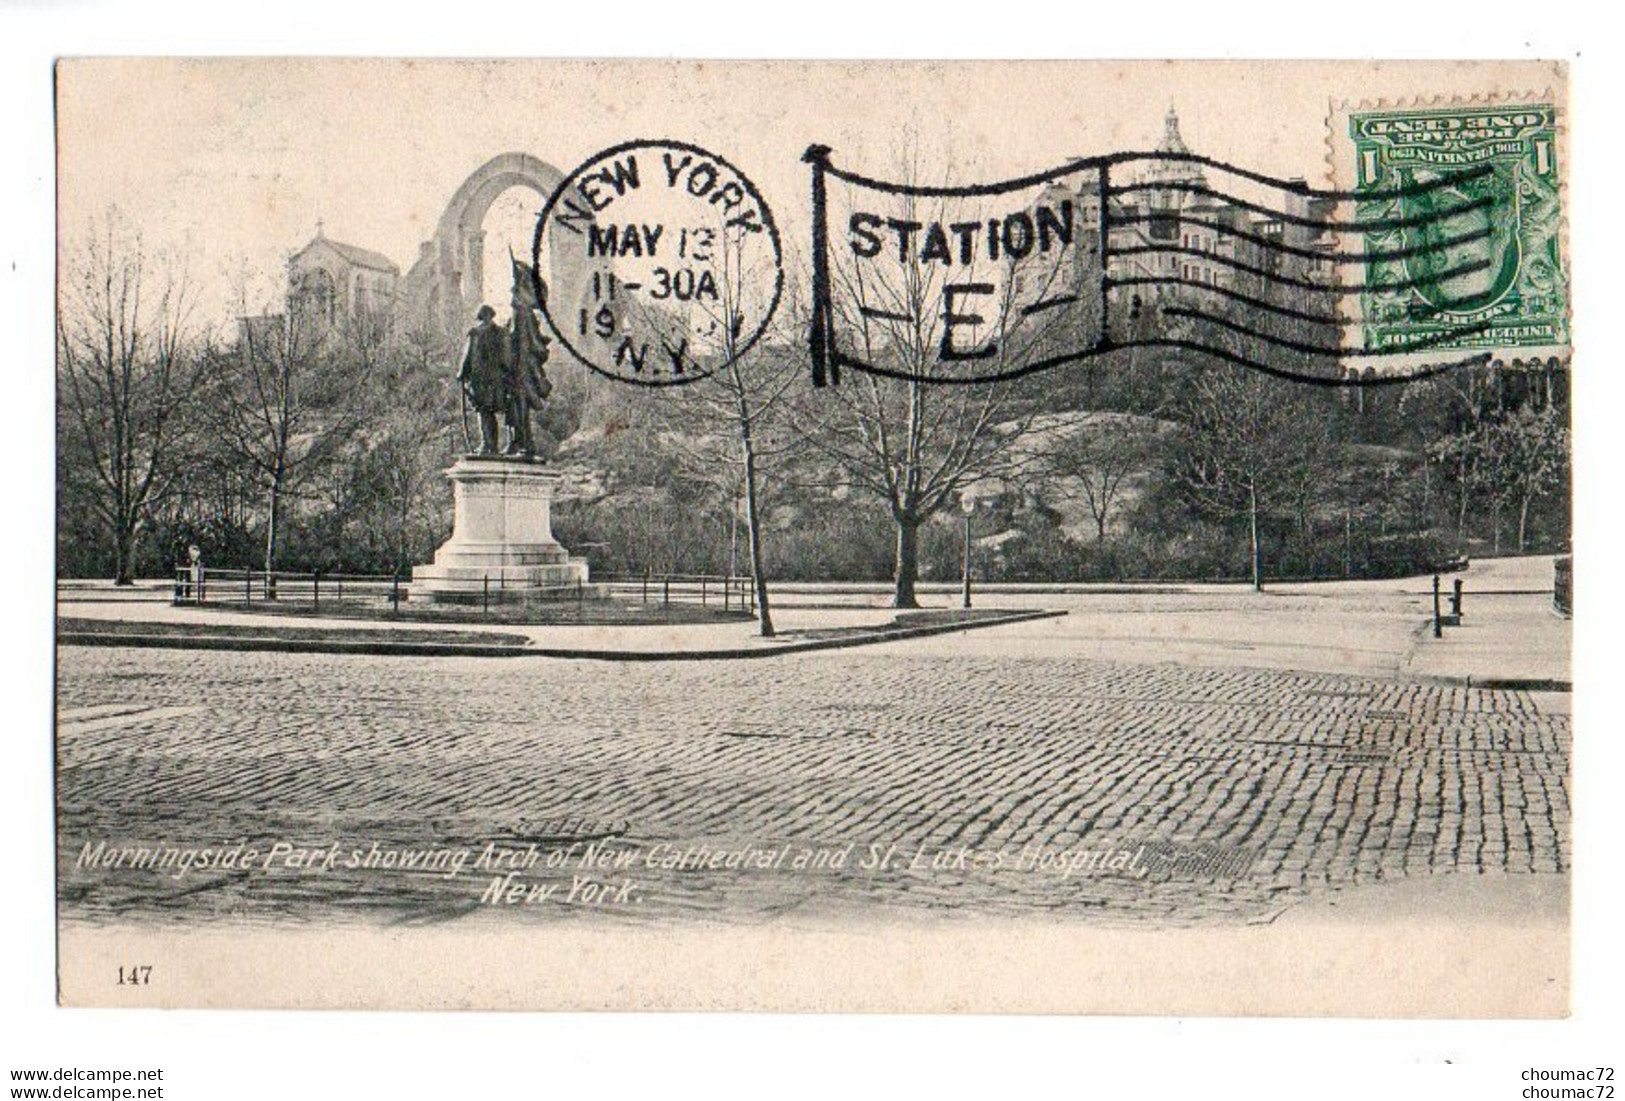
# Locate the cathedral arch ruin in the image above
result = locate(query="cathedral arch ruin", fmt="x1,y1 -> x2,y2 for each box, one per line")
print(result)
402,152 -> 575,344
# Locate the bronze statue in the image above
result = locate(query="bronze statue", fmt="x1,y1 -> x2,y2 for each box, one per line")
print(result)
458,304 -> 507,454
456,259 -> 552,457
504,259 -> 552,457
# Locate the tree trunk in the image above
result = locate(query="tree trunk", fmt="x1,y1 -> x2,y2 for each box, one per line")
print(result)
892,514 -> 921,608
1343,502 -> 1352,580
1420,455 -> 1432,531
113,520 -> 137,586
263,476 -> 282,597
740,439 -> 775,638
1248,484 -> 1263,592
1456,445 -> 1470,551
1518,495 -> 1531,553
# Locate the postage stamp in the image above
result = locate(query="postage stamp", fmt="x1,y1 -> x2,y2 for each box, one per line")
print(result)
1331,98 -> 1569,362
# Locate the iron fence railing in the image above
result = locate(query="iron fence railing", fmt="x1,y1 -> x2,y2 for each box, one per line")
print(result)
597,571 -> 757,615
174,567 -> 758,616
174,567 -> 408,612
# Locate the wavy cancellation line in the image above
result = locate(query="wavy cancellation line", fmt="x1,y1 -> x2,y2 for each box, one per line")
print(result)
809,146 -> 1504,389
1110,275 -> 1503,330
1160,306 -> 1497,359
818,150 -> 1493,203
1108,246 -> 1492,296
1108,277 -> 1344,326
1141,340 -> 1494,389
1100,152 -> 1495,203
1107,212 -> 1491,266
1108,180 -> 1496,234
828,238 -> 1497,385
825,326 -> 1493,388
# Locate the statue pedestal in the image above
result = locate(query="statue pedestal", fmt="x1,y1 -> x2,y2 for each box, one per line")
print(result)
412,456 -> 590,600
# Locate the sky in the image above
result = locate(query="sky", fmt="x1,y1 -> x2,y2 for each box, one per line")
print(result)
56,58 -> 1566,328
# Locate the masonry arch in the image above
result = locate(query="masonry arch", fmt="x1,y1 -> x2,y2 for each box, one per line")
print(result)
407,153 -> 574,341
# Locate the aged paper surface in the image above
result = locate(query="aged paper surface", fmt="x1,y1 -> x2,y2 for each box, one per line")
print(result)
54,58 -> 1570,1014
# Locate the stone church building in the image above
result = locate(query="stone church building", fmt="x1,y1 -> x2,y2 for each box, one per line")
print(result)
287,222 -> 401,327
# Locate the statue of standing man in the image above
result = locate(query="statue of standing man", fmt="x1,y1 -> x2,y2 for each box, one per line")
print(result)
457,304 -> 507,455
456,259 -> 552,458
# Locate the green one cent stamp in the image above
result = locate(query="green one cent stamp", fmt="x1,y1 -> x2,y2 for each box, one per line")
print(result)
1348,102 -> 1566,355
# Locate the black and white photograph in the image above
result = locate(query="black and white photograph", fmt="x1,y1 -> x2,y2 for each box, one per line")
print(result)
47,57 -> 1575,1015
6,22 -> 1619,1097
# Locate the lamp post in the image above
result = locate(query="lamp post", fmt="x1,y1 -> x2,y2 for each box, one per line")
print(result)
961,495 -> 976,609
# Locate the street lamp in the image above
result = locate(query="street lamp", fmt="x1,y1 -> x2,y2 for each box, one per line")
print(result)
961,495 -> 977,609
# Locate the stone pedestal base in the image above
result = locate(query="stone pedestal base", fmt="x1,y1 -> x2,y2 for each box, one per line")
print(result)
412,456 -> 589,600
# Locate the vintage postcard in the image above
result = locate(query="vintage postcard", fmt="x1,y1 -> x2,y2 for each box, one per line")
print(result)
54,58 -> 1571,1014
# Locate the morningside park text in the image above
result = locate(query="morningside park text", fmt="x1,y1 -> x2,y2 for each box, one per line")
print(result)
75,838 -> 1154,907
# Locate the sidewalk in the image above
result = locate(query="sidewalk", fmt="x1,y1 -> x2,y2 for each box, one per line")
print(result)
1402,556 -> 1571,690
807,559 -> 1570,692
55,557 -> 1569,685
55,589 -> 1064,660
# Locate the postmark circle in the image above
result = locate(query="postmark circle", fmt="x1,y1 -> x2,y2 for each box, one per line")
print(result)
533,139 -> 784,387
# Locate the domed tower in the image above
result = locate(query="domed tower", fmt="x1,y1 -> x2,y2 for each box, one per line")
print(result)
1149,107 -> 1200,172
1140,107 -> 1206,238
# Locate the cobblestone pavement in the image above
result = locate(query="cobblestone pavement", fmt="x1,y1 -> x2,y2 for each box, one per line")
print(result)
55,646 -> 1570,928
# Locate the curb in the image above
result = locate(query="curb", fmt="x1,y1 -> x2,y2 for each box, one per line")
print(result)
57,609 -> 1069,662
1415,674 -> 1572,693
57,632 -> 532,659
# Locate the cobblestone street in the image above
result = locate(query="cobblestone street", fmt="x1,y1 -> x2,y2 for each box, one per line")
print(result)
55,641 -> 1572,929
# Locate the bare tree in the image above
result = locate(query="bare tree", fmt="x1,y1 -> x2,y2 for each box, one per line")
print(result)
1407,368 -> 1568,556
1174,367 -> 1332,590
658,347 -> 800,633
1473,405 -> 1570,554
216,290 -> 371,579
348,316 -> 458,571
796,186 -> 1072,607
1045,412 -> 1161,542
57,211 -> 208,583
800,374 -> 1042,608
651,230 -> 803,634
1404,371 -> 1495,553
